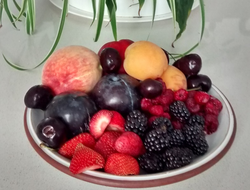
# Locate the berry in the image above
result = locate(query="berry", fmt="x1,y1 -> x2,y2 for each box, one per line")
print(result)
188,114 -> 205,126
69,144 -> 105,174
115,131 -> 146,157
107,111 -> 125,132
151,117 -> 174,132
140,98 -> 153,111
125,110 -> 148,138
182,123 -> 208,155
171,120 -> 184,130
204,114 -> 219,134
194,91 -> 210,105
89,110 -> 113,139
59,133 -> 96,158
104,153 -> 140,176
174,89 -> 188,101
185,97 -> 201,113
94,131 -> 122,159
205,96 -> 223,116
148,105 -> 164,116
168,129 -> 185,147
169,101 -> 191,123
138,152 -> 165,173
162,147 -> 194,170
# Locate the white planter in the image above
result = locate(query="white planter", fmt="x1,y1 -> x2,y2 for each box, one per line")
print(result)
50,0 -> 199,22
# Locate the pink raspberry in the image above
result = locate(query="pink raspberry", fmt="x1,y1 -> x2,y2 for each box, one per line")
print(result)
140,98 -> 152,111
187,90 -> 196,98
174,89 -> 188,101
171,120 -> 184,130
204,113 -> 219,134
148,105 -> 164,116
185,97 -> 201,113
205,96 -> 223,116
194,91 -> 210,105
161,112 -> 171,120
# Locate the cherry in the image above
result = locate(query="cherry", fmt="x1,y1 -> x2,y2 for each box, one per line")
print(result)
100,48 -> 122,74
138,79 -> 163,99
187,74 -> 212,92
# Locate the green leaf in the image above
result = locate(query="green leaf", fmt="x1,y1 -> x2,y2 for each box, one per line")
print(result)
2,0 -> 18,29
167,0 -> 194,47
138,0 -> 145,16
26,0 -> 35,34
94,0 -> 106,41
15,0 -> 28,21
0,0 -> 3,27
106,0 -> 117,41
3,0 -> 69,70
90,0 -> 96,26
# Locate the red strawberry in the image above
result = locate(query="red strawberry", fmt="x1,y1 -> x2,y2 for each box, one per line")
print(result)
104,153 -> 140,176
115,131 -> 145,157
89,110 -> 113,139
58,133 -> 96,159
69,143 -> 105,174
94,131 -> 122,159
107,111 -> 125,132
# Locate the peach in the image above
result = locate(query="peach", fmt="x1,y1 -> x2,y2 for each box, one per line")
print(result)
160,65 -> 187,91
123,41 -> 168,81
42,45 -> 102,95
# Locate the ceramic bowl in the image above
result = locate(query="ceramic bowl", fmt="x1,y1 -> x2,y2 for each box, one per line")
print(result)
24,85 -> 236,188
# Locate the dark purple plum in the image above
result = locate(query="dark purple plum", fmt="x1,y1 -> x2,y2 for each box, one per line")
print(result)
24,85 -> 54,110
138,79 -> 163,98
100,47 -> 122,73
45,92 -> 97,138
173,54 -> 202,77
36,117 -> 67,149
187,74 -> 212,92
90,74 -> 141,116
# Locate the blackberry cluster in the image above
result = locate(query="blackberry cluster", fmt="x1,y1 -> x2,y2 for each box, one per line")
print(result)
188,114 -> 205,126
162,147 -> 194,170
125,110 -> 148,138
169,101 -> 191,122
168,129 -> 185,148
151,117 -> 174,132
182,123 -> 208,155
138,152 -> 165,173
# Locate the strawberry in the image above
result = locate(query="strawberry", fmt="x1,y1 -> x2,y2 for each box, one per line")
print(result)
58,133 -> 96,159
107,111 -> 125,132
69,143 -> 105,174
104,153 -> 140,176
115,131 -> 145,157
89,110 -> 113,139
94,131 -> 122,159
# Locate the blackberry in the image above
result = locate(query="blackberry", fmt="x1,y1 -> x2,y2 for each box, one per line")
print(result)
162,147 -> 194,170
125,110 -> 148,138
168,129 -> 185,147
138,152 -> 165,173
144,128 -> 170,152
169,101 -> 191,122
151,117 -> 174,132
182,123 -> 208,155
188,114 -> 205,126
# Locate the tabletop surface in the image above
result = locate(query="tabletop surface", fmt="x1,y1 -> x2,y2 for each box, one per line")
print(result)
0,0 -> 249,190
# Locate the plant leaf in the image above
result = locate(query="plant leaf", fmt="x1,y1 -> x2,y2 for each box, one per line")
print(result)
138,0 -> 145,16
3,0 -> 69,70
2,0 -> 18,29
94,0 -> 106,41
0,0 -> 3,27
90,0 -> 96,26
106,0 -> 117,41
26,0 -> 35,34
15,0 -> 28,21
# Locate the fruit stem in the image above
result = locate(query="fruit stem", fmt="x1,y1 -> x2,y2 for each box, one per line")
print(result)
187,87 -> 202,91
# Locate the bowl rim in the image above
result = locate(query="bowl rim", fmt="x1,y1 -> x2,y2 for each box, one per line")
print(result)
23,85 -> 237,188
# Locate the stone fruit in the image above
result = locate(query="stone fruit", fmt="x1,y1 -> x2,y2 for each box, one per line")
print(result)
160,65 -> 187,91
100,47 -> 122,74
138,78 -> 163,99
173,54 -> 202,77
98,39 -> 134,74
187,74 -> 212,92
42,45 -> 102,95
24,85 -> 54,110
123,41 -> 168,80
90,74 -> 141,116
45,92 -> 97,138
36,117 -> 68,149
69,143 -> 105,174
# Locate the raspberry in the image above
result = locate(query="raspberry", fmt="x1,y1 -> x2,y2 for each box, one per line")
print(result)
204,113 -> 219,134
174,89 -> 188,101
205,96 -> 223,116
148,105 -> 164,116
194,91 -> 210,105
172,120 -> 184,130
187,90 -> 196,98
161,112 -> 171,120
185,97 -> 201,113
161,89 -> 175,105
140,98 -> 152,111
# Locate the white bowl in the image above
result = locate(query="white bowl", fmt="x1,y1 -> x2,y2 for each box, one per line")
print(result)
24,85 -> 236,188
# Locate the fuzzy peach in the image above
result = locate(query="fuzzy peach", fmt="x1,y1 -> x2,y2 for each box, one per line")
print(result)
161,65 -> 187,91
42,45 -> 102,95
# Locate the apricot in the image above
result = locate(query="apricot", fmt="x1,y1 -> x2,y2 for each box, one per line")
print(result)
160,65 -> 187,91
42,45 -> 102,95
123,41 -> 168,80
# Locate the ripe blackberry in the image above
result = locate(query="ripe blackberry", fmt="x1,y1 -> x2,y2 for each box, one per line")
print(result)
182,123 -> 208,155
162,147 -> 194,170
125,110 -> 148,138
168,129 -> 185,148
144,128 -> 170,152
151,117 -> 174,132
188,114 -> 205,126
138,152 -> 165,173
169,101 -> 191,123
